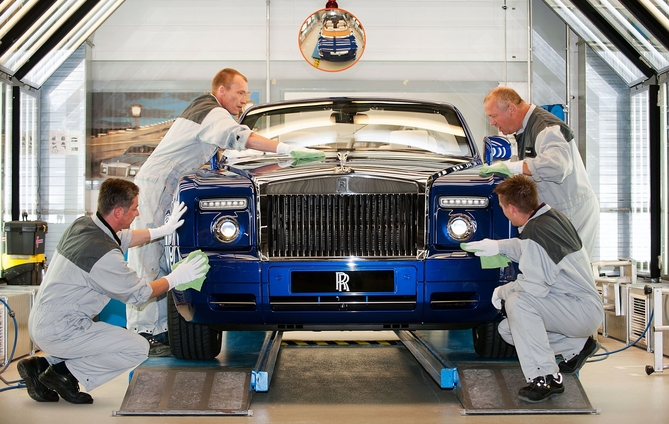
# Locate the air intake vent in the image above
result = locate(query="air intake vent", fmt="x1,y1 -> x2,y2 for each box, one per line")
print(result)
209,294 -> 256,311
430,292 -> 479,310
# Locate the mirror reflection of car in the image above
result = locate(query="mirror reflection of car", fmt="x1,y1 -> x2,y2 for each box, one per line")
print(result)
99,143 -> 158,178
318,10 -> 358,61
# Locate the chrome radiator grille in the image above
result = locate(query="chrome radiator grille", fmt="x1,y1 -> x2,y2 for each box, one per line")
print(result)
104,165 -> 129,177
266,194 -> 419,258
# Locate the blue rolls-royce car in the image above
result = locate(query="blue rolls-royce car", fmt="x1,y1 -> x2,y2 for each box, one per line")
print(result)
166,97 -> 518,360
317,11 -> 358,62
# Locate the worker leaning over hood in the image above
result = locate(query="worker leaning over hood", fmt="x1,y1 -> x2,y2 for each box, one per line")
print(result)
125,68 -> 322,351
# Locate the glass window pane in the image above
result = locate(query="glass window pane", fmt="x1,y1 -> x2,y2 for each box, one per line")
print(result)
631,89 -> 651,273
3,83 -> 11,223
661,81 -> 668,276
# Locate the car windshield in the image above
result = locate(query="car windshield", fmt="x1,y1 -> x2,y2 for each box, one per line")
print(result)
241,100 -> 473,157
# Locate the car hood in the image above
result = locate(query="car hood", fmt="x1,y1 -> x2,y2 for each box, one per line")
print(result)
219,151 -> 481,188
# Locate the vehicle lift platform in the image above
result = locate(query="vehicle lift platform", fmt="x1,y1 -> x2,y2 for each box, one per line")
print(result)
114,330 -> 598,416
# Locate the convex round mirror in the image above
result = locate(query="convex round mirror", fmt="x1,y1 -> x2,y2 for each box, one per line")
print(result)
298,8 -> 366,72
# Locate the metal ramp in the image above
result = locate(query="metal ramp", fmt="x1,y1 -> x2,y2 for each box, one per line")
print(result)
397,330 -> 599,415
114,331 -> 283,416
114,366 -> 252,416
114,330 -> 600,416
456,363 -> 599,415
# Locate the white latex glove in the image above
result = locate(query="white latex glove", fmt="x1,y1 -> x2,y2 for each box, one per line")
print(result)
276,142 -> 293,155
506,160 -> 524,175
276,142 -> 321,155
164,255 -> 208,290
462,239 -> 499,256
149,201 -> 187,240
491,286 -> 503,309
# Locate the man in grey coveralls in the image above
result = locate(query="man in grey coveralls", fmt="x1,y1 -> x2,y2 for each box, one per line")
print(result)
464,175 -> 603,403
17,178 -> 208,404
481,86 -> 599,258
126,68 -> 319,348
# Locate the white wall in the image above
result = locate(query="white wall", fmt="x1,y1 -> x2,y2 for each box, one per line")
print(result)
90,0 -> 529,87
90,0 -> 531,145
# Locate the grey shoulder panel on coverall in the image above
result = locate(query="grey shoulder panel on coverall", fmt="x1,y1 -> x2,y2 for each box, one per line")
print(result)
178,93 -> 221,124
521,207 -> 582,265
515,107 -> 573,159
57,216 -> 122,272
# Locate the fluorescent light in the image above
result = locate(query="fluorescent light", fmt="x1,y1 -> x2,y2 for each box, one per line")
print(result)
21,0 -> 126,87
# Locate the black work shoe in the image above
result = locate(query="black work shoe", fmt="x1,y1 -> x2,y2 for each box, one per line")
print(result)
518,374 -> 564,403
147,337 -> 171,357
38,366 -> 94,404
17,357 -> 59,402
139,332 -> 171,356
559,336 -> 600,374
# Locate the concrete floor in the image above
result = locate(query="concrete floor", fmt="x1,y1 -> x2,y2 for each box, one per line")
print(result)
1,330 -> 667,424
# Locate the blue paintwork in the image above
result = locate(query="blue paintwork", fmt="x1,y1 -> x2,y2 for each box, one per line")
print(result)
484,135 -> 513,165
317,33 -> 358,62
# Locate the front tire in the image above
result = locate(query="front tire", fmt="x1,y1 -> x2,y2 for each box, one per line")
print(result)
472,321 -> 517,358
167,291 -> 222,359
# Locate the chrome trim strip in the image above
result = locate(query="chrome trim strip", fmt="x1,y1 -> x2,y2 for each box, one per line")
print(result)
270,300 -> 416,305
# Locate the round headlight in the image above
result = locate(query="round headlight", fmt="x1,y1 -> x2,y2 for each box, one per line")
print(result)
214,217 -> 240,243
447,214 -> 476,241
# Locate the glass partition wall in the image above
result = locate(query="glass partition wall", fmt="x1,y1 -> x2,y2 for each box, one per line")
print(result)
661,77 -> 668,277
0,84 -> 39,263
19,89 -> 38,220
630,88 -> 651,274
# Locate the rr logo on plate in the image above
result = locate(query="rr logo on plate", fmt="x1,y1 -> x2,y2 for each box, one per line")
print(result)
335,272 -> 350,292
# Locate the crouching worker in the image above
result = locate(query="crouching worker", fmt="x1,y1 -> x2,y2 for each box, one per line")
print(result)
463,175 -> 602,403
17,178 -> 208,404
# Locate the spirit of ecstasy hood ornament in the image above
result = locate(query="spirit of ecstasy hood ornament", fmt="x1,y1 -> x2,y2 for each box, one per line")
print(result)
334,151 -> 352,174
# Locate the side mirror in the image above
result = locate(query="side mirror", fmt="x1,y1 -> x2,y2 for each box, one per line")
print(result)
483,135 -> 512,165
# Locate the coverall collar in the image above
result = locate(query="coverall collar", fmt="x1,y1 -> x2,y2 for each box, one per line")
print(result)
518,202 -> 550,234
515,104 -> 537,137
94,212 -> 121,246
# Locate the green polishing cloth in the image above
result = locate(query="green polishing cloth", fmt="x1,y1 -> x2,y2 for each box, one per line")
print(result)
290,150 -> 325,164
479,162 -> 513,178
460,242 -> 511,269
172,250 -> 210,291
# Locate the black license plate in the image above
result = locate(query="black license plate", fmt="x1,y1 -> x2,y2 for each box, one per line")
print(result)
291,270 -> 394,293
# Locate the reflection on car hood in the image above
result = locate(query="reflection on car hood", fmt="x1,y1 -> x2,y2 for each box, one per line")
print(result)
220,151 -> 480,186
